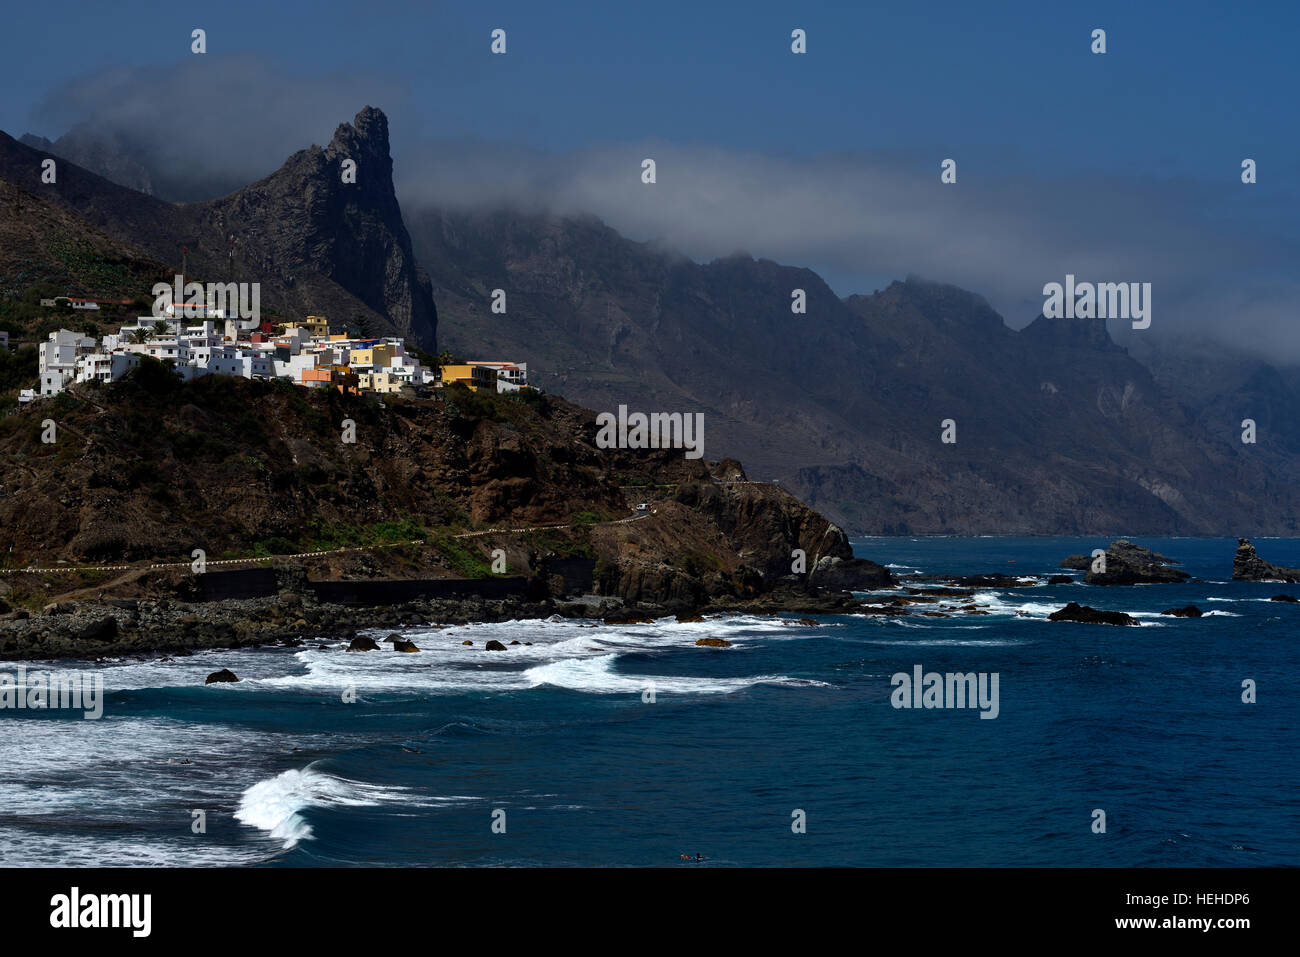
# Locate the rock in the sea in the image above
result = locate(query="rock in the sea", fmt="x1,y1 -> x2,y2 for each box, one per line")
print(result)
808,555 -> 895,592
1161,606 -> 1203,618
1070,540 -> 1189,585
391,638 -> 420,652
1233,539 -> 1300,582
676,613 -> 706,623
1047,575 -> 1074,585
461,640 -> 473,645
485,639 -> 507,651
204,668 -> 240,684
347,635 -> 380,652
1047,602 -> 1138,626
1270,594 -> 1299,603
695,637 -> 732,647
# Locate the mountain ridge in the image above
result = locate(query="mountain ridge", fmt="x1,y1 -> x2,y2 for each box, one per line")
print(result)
2,107 -> 436,348
5,108 -> 1297,535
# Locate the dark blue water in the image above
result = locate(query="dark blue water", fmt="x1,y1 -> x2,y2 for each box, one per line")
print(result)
2,537 -> 1296,866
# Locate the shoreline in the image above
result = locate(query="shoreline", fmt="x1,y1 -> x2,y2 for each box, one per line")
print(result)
0,587 -> 866,662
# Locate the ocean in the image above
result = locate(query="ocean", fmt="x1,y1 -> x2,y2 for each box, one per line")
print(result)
2,537 -> 1296,867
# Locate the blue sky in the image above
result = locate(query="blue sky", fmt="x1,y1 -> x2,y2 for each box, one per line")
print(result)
6,0 -> 1294,175
2,0 -> 1297,354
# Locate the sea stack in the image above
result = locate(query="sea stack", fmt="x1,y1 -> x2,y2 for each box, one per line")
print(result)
1233,539 -> 1300,582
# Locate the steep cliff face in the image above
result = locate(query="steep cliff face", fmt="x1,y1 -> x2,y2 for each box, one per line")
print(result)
0,373 -> 857,606
0,108 -> 436,348
410,203 -> 1300,536
191,107 -> 437,347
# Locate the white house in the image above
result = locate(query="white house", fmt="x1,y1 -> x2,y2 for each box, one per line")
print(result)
118,317 -> 180,342
40,370 -> 71,396
76,352 -> 140,384
468,361 -> 528,393
38,330 -> 97,395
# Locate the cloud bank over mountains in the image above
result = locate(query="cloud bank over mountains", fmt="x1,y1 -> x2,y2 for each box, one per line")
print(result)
23,55 -> 1299,362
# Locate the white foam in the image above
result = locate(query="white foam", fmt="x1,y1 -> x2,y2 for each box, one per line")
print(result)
254,615 -> 823,697
859,637 -> 1023,647
522,654 -> 818,694
234,765 -> 413,849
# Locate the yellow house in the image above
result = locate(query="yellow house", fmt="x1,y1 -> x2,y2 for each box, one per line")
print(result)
359,371 -> 404,394
283,316 -> 330,337
350,344 -> 396,368
440,364 -> 497,392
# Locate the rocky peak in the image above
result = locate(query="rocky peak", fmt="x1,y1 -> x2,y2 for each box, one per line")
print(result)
1020,313 -> 1122,352
325,107 -> 394,184
202,106 -> 436,347
1233,538 -> 1300,582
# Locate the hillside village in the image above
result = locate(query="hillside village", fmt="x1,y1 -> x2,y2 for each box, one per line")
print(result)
14,293 -> 527,402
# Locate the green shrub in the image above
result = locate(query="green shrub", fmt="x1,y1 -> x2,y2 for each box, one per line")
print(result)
432,534 -> 493,578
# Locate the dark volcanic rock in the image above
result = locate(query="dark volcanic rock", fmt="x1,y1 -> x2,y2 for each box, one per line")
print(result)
1047,575 -> 1074,585
1082,540 -> 1189,585
347,635 -> 380,652
1161,606 -> 1203,618
484,639 -> 508,651
1233,539 -> 1300,582
603,607 -> 663,624
204,668 -> 239,684
695,637 -> 732,647
808,556 -> 894,592
1047,602 -> 1138,626
391,638 -> 420,652
1270,594 -> 1299,603
68,616 -> 118,642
